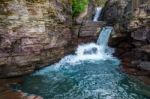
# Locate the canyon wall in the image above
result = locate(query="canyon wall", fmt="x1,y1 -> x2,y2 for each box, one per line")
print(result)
0,0 -> 72,78
0,0 -> 99,78
102,0 -> 150,75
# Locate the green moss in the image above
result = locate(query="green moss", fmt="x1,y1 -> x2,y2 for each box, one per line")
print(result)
72,0 -> 89,17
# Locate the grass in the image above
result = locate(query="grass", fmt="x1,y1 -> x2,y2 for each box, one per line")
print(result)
72,0 -> 89,17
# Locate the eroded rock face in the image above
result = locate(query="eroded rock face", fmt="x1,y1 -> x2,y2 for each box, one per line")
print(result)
102,0 -> 150,31
0,0 -> 72,78
138,62 -> 150,71
102,0 -> 129,25
131,27 -> 150,41
0,0 -> 99,78
103,0 -> 150,74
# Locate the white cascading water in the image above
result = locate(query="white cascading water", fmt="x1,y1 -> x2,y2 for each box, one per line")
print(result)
75,43 -> 112,61
93,7 -> 102,22
67,6 -> 113,62
97,26 -> 113,46
73,6 -> 114,61
34,7 -> 114,74
34,42 -> 114,74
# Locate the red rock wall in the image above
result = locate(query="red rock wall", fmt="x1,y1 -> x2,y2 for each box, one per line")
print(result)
0,0 -> 72,78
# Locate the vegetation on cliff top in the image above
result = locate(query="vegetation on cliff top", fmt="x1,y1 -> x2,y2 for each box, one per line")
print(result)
72,0 -> 89,17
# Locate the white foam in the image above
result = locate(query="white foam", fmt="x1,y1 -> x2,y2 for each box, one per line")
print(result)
75,43 -> 112,61
33,43 -> 115,75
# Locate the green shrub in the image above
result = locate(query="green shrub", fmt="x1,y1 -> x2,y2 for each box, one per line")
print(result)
72,0 -> 89,17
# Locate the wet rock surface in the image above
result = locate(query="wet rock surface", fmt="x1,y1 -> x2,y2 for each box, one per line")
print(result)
0,78 -> 43,99
138,62 -> 150,71
104,0 -> 150,78
131,27 -> 150,41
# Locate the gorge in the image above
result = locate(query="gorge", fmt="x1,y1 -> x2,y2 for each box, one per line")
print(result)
0,0 -> 150,99
9,11 -> 150,98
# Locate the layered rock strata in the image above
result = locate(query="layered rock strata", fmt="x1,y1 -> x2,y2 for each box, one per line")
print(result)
0,0 -> 72,78
0,0 -> 101,78
102,0 -> 150,76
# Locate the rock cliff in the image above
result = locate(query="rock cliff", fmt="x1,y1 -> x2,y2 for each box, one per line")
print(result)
0,0 -> 72,78
102,0 -> 150,76
0,0 -> 99,78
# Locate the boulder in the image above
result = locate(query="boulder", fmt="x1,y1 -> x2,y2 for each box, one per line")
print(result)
101,0 -> 129,24
131,27 -> 150,41
138,61 -> 150,71
137,45 -> 150,54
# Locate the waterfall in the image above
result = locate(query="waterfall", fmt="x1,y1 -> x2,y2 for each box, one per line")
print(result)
73,26 -> 114,61
38,7 -> 114,66
69,7 -> 114,61
32,8 -> 115,74
93,7 -> 102,22
97,26 -> 113,47
93,7 -> 113,47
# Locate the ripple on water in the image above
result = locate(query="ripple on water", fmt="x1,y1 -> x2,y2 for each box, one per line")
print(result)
11,43 -> 150,99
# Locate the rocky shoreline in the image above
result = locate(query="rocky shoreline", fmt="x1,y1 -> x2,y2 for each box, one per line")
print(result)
0,77 -> 43,99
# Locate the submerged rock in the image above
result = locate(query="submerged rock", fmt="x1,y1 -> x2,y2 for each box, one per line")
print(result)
83,47 -> 98,55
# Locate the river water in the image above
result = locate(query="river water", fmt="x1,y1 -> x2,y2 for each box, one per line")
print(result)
13,43 -> 150,99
